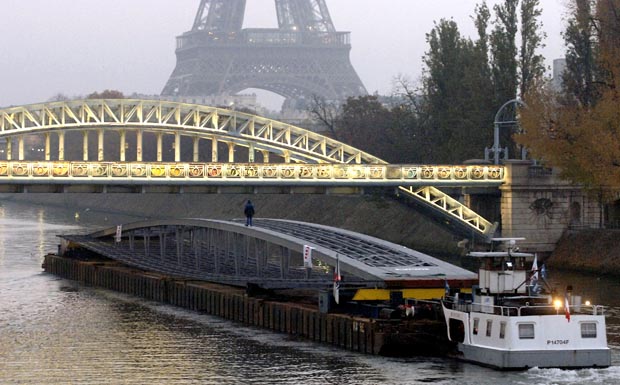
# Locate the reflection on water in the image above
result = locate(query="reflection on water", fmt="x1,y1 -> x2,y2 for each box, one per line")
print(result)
0,200 -> 619,384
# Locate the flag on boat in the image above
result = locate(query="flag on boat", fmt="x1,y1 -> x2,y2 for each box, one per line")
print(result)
333,255 -> 341,304
530,254 -> 541,294
540,264 -> 547,279
565,295 -> 571,322
531,254 -> 539,281
444,279 -> 450,297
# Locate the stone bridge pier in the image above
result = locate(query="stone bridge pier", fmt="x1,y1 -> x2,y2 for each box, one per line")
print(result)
499,160 -> 602,255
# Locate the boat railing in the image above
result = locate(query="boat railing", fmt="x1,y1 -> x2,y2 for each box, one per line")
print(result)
446,298 -> 606,317
516,304 -> 606,316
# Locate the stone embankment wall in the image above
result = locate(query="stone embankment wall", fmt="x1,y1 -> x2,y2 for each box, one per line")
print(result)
500,161 -> 602,255
547,230 -> 620,275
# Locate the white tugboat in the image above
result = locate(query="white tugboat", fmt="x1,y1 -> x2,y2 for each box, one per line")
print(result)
442,238 -> 611,369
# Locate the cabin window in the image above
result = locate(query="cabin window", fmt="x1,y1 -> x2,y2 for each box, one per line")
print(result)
486,320 -> 493,337
473,318 -> 479,335
518,323 -> 535,339
499,322 -> 506,339
581,322 -> 597,338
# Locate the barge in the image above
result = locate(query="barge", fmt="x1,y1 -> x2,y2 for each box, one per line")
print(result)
442,238 -> 611,369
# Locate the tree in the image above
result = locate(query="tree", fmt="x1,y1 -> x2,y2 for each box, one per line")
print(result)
489,0 -> 520,157
421,19 -> 468,162
87,90 -> 125,99
519,0 -> 546,98
420,11 -> 496,163
518,0 -> 620,193
486,0 -> 546,159
307,95 -> 341,139
474,2 -> 492,62
562,0 -> 600,107
335,95 -> 391,158
595,0 -> 620,92
316,95 -> 426,164
392,76 -> 436,162
490,0 -> 519,106
47,93 -> 72,102
468,2 -> 496,157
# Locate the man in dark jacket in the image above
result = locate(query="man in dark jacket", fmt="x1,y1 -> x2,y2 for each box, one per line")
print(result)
244,200 -> 255,226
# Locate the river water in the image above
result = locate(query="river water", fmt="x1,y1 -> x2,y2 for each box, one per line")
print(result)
1,200 -> 619,384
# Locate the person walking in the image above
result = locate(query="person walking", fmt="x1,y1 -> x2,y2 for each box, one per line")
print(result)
244,200 -> 255,226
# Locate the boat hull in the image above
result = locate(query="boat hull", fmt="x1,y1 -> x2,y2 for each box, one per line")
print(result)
456,343 -> 611,370
442,301 -> 612,370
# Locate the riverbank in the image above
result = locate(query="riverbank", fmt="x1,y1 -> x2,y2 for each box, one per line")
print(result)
546,229 -> 620,275
6,193 -> 620,275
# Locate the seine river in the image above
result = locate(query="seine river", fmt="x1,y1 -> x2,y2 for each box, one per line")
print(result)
1,199 -> 619,384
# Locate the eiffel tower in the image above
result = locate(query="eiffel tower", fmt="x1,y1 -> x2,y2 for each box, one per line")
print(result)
161,0 -> 367,106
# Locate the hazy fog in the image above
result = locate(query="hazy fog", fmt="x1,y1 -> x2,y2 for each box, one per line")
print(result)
0,0 -> 567,108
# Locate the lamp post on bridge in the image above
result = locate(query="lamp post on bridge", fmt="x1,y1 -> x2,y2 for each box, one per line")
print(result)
486,99 -> 527,165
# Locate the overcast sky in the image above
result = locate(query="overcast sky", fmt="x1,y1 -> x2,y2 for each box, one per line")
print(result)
0,0 -> 568,108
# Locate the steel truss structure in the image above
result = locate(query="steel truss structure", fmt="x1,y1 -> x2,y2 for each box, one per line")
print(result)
398,186 -> 497,237
0,99 -> 499,239
0,99 -> 381,164
161,0 -> 367,103
59,219 -> 477,289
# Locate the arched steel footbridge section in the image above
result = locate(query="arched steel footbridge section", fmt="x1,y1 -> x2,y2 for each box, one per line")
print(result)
59,219 -> 477,291
1,99 -> 501,239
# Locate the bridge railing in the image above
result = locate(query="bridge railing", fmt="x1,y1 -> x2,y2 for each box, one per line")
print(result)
0,161 -> 505,186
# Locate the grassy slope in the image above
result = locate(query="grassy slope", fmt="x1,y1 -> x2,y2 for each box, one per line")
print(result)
1,192 -> 462,258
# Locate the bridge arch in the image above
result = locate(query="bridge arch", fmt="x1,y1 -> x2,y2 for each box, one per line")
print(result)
0,99 -> 499,240
0,99 -> 381,164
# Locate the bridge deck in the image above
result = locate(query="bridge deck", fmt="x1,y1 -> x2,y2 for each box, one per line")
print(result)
59,218 -> 476,290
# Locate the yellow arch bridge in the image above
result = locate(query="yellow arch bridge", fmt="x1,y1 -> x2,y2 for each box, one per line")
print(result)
0,99 -> 504,239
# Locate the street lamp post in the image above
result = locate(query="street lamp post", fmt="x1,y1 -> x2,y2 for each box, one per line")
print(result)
486,99 -> 527,165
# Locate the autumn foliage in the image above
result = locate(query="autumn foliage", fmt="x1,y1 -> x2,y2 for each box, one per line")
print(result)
87,89 -> 125,99
517,0 -> 620,191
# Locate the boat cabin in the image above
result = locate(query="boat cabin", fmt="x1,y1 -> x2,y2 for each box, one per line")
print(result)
469,238 -> 533,295
441,238 -> 611,369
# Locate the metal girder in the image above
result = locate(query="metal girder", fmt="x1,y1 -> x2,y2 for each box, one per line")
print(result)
276,0 -> 335,32
162,41 -> 366,100
164,0 -> 366,100
192,0 -> 246,32
0,99 -> 382,164
398,186 -> 498,239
